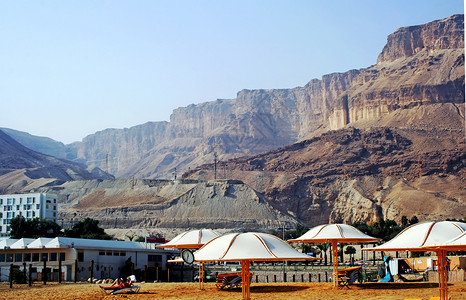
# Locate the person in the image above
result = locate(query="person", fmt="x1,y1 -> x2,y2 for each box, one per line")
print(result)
446,258 -> 451,271
100,277 -> 131,290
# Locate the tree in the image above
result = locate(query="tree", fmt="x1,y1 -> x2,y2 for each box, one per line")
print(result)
409,216 -> 419,225
64,218 -> 112,240
344,246 -> 357,265
401,216 -> 409,227
10,216 -> 61,239
317,243 -> 329,265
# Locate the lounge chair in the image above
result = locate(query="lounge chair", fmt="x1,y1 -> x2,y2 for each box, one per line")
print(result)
216,272 -> 254,290
337,266 -> 362,287
100,275 -> 141,295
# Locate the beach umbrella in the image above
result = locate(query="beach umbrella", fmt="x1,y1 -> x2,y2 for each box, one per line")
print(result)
364,221 -> 466,300
156,229 -> 220,289
288,223 -> 381,287
193,232 -> 319,300
156,229 -> 220,249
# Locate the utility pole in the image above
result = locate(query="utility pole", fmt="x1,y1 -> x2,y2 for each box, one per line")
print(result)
214,152 -> 218,180
105,153 -> 110,174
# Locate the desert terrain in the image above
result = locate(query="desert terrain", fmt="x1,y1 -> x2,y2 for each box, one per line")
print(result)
0,282 -> 465,300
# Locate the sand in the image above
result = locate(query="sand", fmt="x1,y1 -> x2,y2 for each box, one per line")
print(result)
0,282 -> 465,300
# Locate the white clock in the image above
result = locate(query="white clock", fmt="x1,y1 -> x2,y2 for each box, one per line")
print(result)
181,249 -> 194,264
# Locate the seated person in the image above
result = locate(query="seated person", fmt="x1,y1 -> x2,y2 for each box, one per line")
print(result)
101,277 -> 130,290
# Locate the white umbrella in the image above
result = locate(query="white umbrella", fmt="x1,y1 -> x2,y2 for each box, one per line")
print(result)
194,232 -> 319,300
364,221 -> 466,300
288,224 -> 381,287
156,229 -> 220,290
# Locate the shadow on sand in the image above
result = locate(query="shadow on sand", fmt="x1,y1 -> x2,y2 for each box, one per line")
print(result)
356,282 -> 441,290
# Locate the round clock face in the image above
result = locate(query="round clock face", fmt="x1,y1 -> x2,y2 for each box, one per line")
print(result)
181,249 -> 194,264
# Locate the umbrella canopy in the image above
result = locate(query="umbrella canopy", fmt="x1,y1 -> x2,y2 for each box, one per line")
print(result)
194,232 -> 318,300
364,221 -> 466,252
288,223 -> 380,288
425,231 -> 466,251
288,223 -> 381,244
194,232 -> 317,262
156,229 -> 220,249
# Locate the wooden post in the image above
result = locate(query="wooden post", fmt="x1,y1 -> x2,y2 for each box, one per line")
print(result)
9,264 -> 13,288
74,259 -> 78,283
167,267 -> 170,283
23,262 -> 27,283
332,240 -> 338,287
28,264 -> 32,286
241,260 -> 251,300
266,275 -> 268,283
90,260 -> 94,283
43,260 -> 47,285
58,259 -> 62,283
156,267 -> 159,282
144,265 -> 147,282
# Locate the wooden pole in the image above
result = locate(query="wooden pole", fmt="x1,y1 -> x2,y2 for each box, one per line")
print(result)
43,260 -> 47,285
332,241 -> 339,287
9,264 -> 13,288
28,264 -> 32,286
90,260 -> 94,283
437,249 -> 448,300
241,260 -> 251,300
58,259 -> 62,283
199,262 -> 204,290
74,259 -> 78,283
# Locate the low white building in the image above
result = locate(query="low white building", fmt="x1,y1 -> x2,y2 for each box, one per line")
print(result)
0,193 -> 58,236
0,237 -> 177,282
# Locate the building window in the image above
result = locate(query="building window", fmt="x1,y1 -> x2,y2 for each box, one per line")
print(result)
24,253 -> 31,261
0,253 -> 5,262
120,252 -> 126,256
6,253 -> 13,262
16,205 -> 20,210
32,253 -> 40,262
36,204 -> 40,209
54,199 -> 57,204
53,212 -> 56,217
148,255 -> 162,262
77,252 -> 84,262
7,212 -> 12,218
59,252 -> 65,261
27,197 -> 33,204
54,206 -> 57,210
41,253 -> 48,262
99,251 -> 105,256
106,251 -> 112,256
50,253 -> 57,261
15,253 -> 22,262
32,211 -> 35,217
27,211 -> 32,218
7,198 -> 13,205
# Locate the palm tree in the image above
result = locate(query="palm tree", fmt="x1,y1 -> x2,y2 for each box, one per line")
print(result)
317,243 -> 330,265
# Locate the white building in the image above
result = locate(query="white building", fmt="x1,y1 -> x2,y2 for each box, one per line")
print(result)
0,193 -> 58,236
0,237 -> 176,282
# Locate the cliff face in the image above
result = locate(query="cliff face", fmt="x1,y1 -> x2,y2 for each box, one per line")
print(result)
59,15 -> 463,180
377,15 -> 464,63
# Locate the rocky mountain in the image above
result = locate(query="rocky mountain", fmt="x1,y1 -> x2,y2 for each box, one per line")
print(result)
1,15 -> 464,232
184,123 -> 466,226
52,14 -> 462,180
38,179 -> 297,235
0,129 -> 113,193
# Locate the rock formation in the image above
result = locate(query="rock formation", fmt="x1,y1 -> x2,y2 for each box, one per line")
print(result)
39,179 -> 297,232
52,15 -> 463,180
0,129 -> 113,193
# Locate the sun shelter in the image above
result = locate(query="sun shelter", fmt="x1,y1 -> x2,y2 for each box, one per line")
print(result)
288,223 -> 381,287
364,221 -> 466,300
193,232 -> 319,300
156,229 -> 220,289
156,229 -> 220,249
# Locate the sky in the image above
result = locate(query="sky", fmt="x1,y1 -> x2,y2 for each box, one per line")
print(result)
0,0 -> 463,144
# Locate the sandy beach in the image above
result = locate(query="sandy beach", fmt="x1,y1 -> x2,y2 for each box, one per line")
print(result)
0,281 -> 465,300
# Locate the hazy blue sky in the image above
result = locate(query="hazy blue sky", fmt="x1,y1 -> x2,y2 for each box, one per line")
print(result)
1,0 -> 463,144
